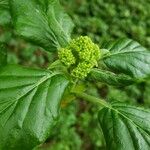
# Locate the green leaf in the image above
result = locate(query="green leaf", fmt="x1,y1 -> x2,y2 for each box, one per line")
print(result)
0,65 -> 69,150
10,0 -> 74,52
98,102 -> 150,150
0,0 -> 11,25
89,68 -> 134,86
0,44 -> 7,66
102,38 -> 150,78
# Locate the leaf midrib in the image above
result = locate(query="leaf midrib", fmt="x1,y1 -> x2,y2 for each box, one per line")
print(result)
102,50 -> 148,59
0,72 -> 58,115
109,106 -> 150,139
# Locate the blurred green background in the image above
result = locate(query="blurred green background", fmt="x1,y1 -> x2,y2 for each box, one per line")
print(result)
0,0 -> 150,150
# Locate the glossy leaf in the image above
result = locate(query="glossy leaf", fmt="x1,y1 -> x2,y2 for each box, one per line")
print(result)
0,65 -> 69,150
90,68 -> 134,86
0,44 -> 7,66
11,0 -> 74,52
99,102 -> 150,150
102,39 -> 150,78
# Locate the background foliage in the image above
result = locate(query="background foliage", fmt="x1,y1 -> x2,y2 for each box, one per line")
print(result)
0,0 -> 150,149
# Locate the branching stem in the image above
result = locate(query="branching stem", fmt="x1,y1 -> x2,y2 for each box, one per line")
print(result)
72,91 -> 110,108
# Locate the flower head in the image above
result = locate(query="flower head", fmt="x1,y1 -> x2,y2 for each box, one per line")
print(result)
58,48 -> 75,67
58,36 -> 101,79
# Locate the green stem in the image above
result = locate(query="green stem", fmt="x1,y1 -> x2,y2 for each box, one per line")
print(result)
72,91 -> 110,108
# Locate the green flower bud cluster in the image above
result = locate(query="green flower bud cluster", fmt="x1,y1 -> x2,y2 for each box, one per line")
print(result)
58,48 -> 75,67
58,36 -> 101,79
71,62 -> 94,79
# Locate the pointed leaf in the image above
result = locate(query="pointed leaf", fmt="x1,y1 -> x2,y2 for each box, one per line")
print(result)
90,68 -> 134,86
0,65 -> 69,150
11,0 -> 74,52
102,39 -> 150,78
99,102 -> 150,150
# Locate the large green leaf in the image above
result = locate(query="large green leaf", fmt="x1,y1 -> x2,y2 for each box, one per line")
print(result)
89,68 -> 134,86
99,102 -> 150,150
0,0 -> 11,25
0,65 -> 69,150
102,38 -> 150,78
11,0 -> 74,52
0,44 -> 7,66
